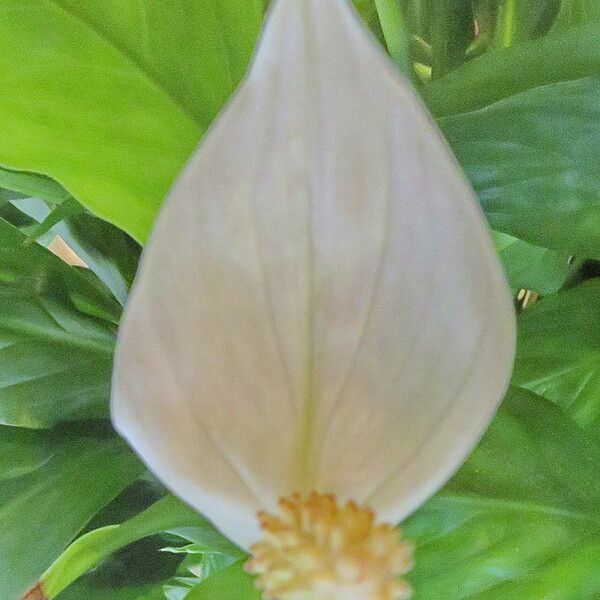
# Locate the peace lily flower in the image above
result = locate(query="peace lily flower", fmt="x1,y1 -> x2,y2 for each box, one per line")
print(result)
112,0 -> 516,598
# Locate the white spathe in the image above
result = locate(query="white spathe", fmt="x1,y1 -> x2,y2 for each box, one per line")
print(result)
112,0 -> 516,551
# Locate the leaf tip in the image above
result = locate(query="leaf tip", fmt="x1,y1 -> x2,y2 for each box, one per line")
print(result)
22,582 -> 48,600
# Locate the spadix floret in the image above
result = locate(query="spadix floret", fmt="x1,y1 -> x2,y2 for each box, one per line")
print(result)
111,0 -> 516,597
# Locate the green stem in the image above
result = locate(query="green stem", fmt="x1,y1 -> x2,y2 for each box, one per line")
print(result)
494,0 -> 517,48
373,0 -> 412,79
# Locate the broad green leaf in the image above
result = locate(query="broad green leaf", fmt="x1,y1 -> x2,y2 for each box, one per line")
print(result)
0,0 -> 202,243
493,232 -> 578,296
0,431 -> 144,599
13,198 -> 141,306
423,23 -> 600,117
0,218 -> 119,427
0,167 -> 71,205
0,427 -> 56,481
405,387 -> 600,598
185,562 -> 260,600
552,0 -> 600,29
512,278 -> 600,428
40,495 -> 237,599
50,0 -> 263,128
440,76 -> 600,258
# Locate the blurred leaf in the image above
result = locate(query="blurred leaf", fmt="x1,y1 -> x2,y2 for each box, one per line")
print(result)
0,218 -> 119,427
352,0 -> 386,40
441,76 -> 600,258
0,427 -> 56,481
406,387 -> 600,598
58,580 -> 166,600
0,167 -> 71,205
513,278 -> 600,429
428,0 -> 474,78
56,534 -> 182,600
553,0 -> 600,29
493,232 -> 578,296
40,495 -> 240,599
14,198 -> 141,306
424,23 -> 600,117
373,0 -> 412,77
1,431 -> 144,599
474,0 -> 559,49
56,213 -> 140,306
24,198 -> 85,246
185,562 -> 260,600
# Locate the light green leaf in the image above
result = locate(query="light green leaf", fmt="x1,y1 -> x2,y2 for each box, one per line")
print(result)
185,562 -> 260,600
441,76 -> 600,258
0,218 -> 119,427
512,278 -> 600,428
406,387 -> 600,598
50,0 -> 263,128
424,23 -> 600,117
0,1 -> 206,242
493,232 -> 578,296
0,430 -> 144,599
40,495 -> 237,599
373,0 -> 412,77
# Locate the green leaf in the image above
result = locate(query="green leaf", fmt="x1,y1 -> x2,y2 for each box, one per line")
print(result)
0,218 -> 119,427
428,0 -> 474,78
493,232 -> 578,296
0,1 -> 205,242
423,23 -> 600,117
406,387 -> 600,598
0,0 -> 265,242
475,0 -> 559,49
440,76 -> 600,258
49,0 -> 263,128
56,534 -> 182,600
13,198 -> 141,306
185,562 -> 260,600
40,495 -> 237,599
23,198 -> 85,246
0,167 -> 71,205
0,427 -> 57,481
58,580 -> 166,600
373,0 -> 412,77
512,278 -> 600,428
552,0 -> 600,29
0,430 -> 144,599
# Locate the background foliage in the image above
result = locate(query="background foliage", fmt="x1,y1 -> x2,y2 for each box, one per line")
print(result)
1,0 -> 600,599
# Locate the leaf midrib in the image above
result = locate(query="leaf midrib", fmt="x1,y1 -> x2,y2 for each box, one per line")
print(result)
42,0 -> 201,128
432,491 -> 600,524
